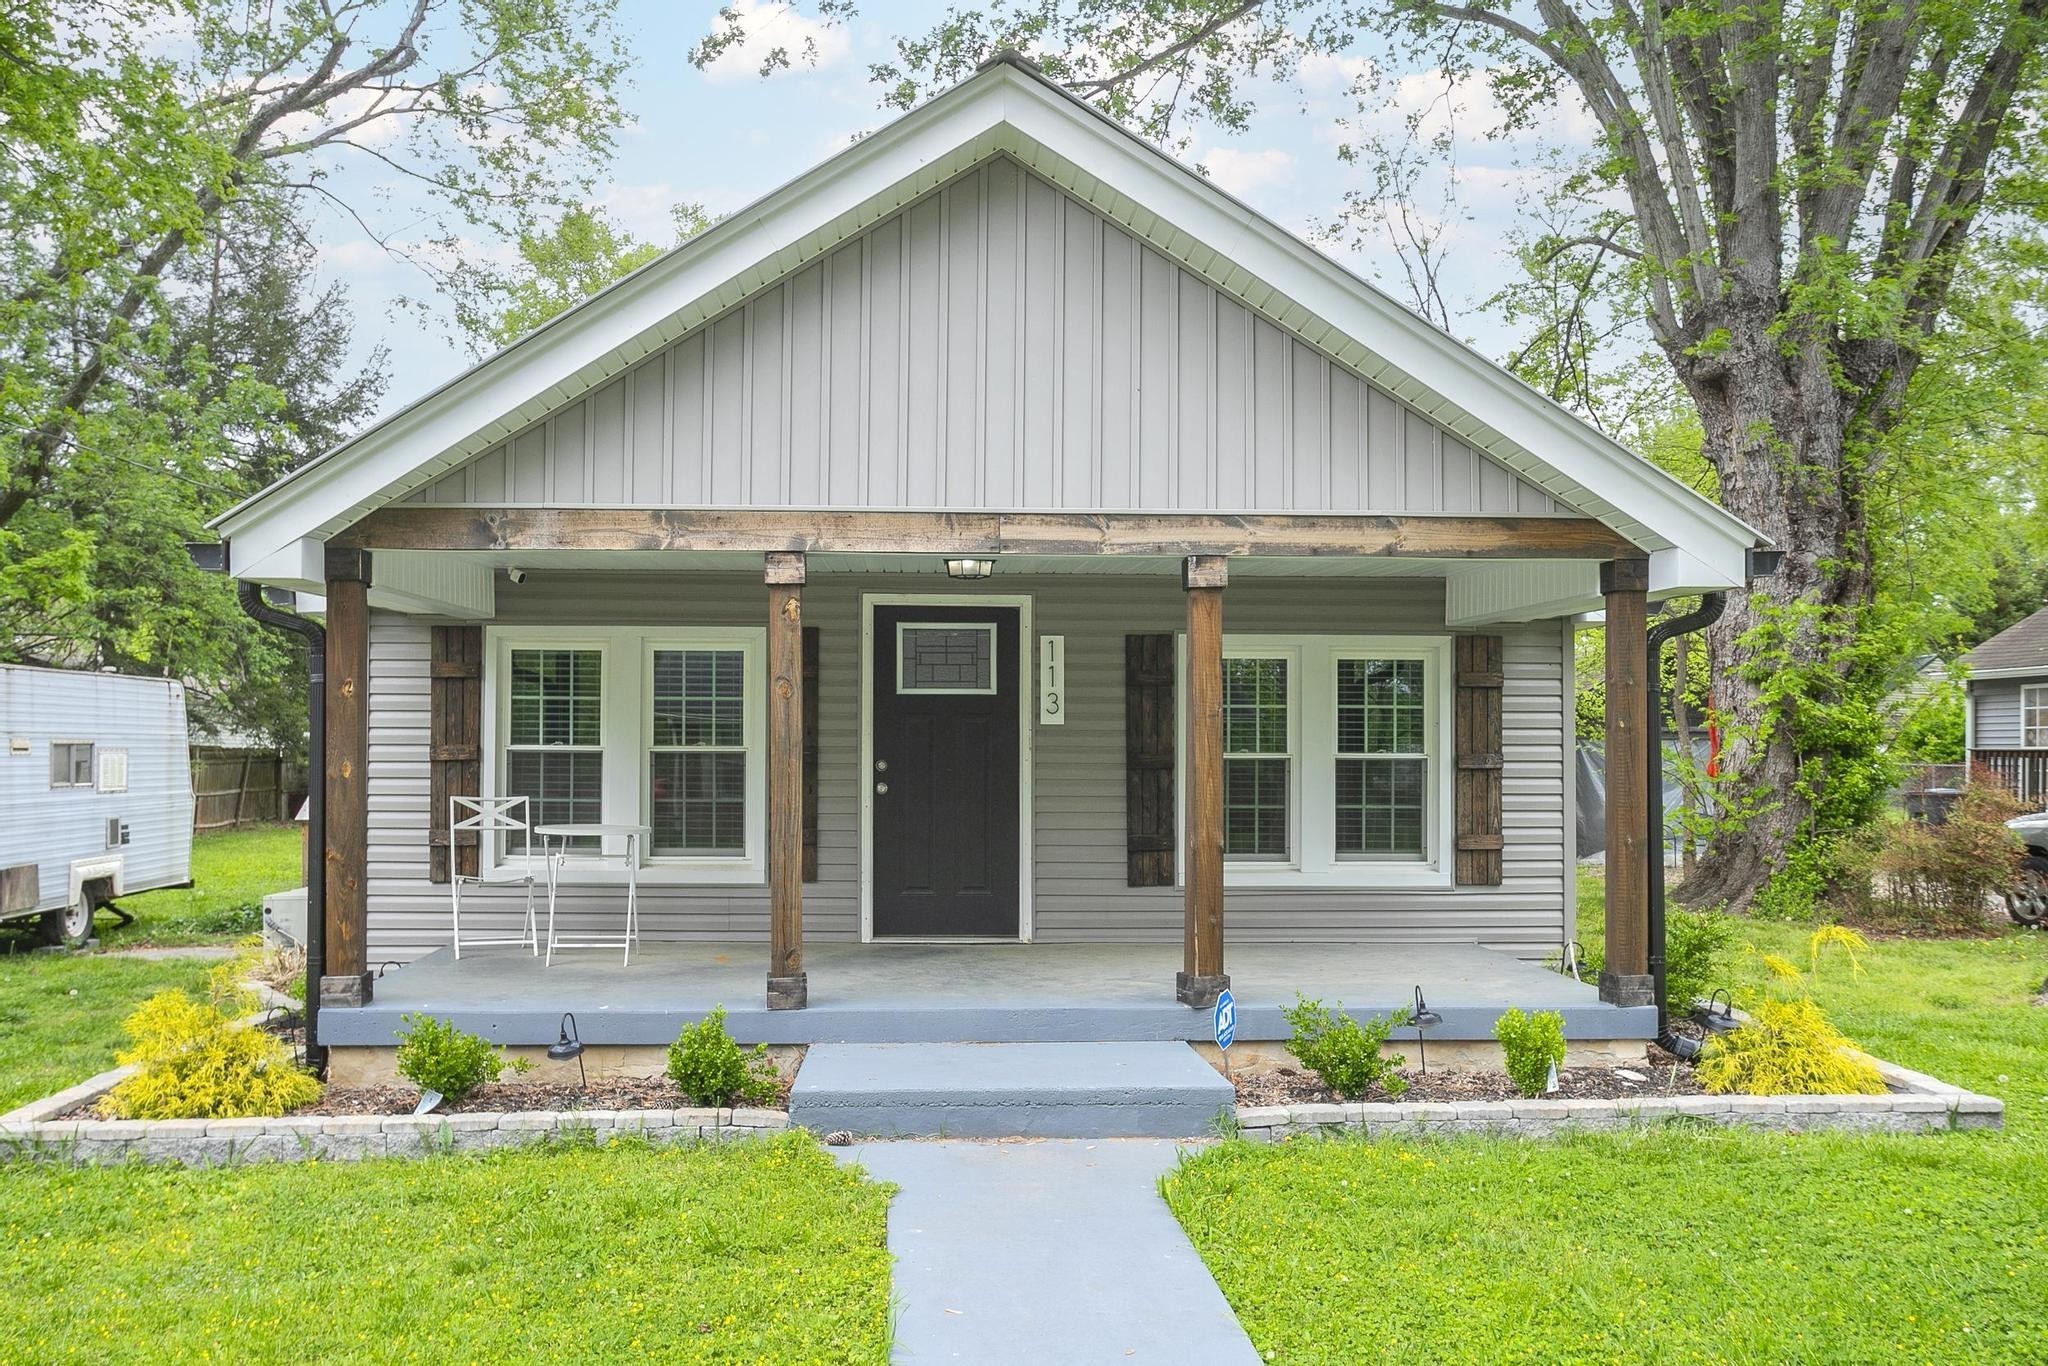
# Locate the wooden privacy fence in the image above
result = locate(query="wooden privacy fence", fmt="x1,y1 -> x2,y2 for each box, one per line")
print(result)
191,746 -> 307,831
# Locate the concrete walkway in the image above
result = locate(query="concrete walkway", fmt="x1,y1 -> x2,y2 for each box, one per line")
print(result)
841,1139 -> 1259,1365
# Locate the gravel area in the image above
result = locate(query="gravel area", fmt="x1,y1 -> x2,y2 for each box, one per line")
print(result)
1235,1052 -> 1705,1107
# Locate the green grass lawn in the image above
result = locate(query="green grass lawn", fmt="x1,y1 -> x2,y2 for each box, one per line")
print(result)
0,953 -> 217,1112
1164,877 -> 2048,1363
0,1133 -> 894,1362
101,823 -> 303,945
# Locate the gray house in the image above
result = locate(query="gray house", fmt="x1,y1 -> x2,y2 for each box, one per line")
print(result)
210,56 -> 1762,1079
1961,604 -> 2048,806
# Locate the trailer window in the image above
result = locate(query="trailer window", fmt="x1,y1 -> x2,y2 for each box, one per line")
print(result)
50,742 -> 94,788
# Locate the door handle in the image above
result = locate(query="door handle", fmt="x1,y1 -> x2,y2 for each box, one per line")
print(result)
875,781 -> 889,795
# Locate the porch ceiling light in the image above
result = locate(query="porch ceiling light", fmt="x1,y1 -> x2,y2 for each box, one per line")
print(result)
944,557 -> 995,580
548,1011 -> 587,1087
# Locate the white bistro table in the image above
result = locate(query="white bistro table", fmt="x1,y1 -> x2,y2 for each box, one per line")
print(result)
536,823 -> 651,966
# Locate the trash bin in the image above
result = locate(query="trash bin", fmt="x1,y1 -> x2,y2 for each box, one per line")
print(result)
1907,787 -> 1961,825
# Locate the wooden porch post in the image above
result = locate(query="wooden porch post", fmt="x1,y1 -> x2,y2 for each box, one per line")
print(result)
321,546 -> 373,1007
1178,554 -> 1230,1009
1600,556 -> 1653,1006
765,551 -> 808,1009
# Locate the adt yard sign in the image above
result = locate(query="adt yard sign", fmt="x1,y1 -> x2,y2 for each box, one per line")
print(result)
1213,988 -> 1236,1052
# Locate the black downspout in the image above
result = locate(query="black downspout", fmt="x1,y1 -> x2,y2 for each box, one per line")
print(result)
1646,591 -> 1724,1061
237,583 -> 328,1077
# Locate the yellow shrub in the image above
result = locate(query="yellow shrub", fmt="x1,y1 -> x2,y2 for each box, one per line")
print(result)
99,990 -> 321,1120
1696,997 -> 1886,1097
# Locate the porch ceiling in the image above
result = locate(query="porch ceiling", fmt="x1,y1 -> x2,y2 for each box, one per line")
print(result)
379,547 -> 1574,579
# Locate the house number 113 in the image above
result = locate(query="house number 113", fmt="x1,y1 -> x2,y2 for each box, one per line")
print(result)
1039,635 -> 1066,725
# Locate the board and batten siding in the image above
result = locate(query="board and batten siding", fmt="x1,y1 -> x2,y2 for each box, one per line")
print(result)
364,575 -> 1570,962
400,156 -> 1566,519
1970,679 -> 2032,748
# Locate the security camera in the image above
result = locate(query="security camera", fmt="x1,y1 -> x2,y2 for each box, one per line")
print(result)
506,567 -> 527,585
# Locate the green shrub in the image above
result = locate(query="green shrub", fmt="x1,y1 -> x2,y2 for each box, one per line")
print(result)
1493,1008 -> 1566,1098
1696,997 -> 1885,1096
1282,996 -> 1409,1100
395,1014 -> 523,1101
666,1006 -> 780,1107
1665,906 -> 1736,1010
1869,777 -> 2028,929
100,990 -> 321,1119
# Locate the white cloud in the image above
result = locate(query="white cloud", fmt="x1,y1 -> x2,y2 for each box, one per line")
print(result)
1201,146 -> 1297,200
698,1 -> 851,84
1296,51 -> 1377,95
596,181 -> 682,241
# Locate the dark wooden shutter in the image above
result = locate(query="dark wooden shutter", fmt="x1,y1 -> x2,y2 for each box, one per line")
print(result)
802,625 -> 820,884
1125,633 -> 1177,887
1453,633 -> 1505,886
428,624 -> 484,883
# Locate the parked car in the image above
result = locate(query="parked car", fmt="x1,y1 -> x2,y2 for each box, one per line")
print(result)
0,664 -> 195,945
2005,811 -> 2048,927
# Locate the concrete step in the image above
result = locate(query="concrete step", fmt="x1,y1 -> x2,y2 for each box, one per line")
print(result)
789,1042 -> 1235,1139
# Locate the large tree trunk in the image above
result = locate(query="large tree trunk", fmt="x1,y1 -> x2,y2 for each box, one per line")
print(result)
1670,321 -> 1876,912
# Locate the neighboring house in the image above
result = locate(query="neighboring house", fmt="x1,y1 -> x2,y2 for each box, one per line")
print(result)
1960,604 -> 2048,807
210,55 -> 1761,1069
0,664 -> 194,945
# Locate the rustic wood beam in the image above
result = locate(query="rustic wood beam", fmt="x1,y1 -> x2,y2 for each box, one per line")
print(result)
765,551 -> 807,1010
1178,554 -> 1230,1010
321,546 -> 373,1008
1599,556 -> 1653,1007
340,507 -> 1641,561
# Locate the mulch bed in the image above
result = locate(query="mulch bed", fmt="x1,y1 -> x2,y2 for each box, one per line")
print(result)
1235,1049 -> 1704,1107
292,1077 -> 717,1117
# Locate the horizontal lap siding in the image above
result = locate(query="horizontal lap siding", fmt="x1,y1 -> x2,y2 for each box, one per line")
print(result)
365,577 -> 1569,962
1031,578 -> 1566,956
1972,681 -> 2026,748
402,157 -> 1566,520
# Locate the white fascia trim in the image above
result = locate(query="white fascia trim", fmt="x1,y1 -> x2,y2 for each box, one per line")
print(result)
236,537 -> 326,592
987,73 -> 1761,565
1949,663 -> 2048,679
1963,665 -> 2048,682
213,78 -> 1013,570
1647,546 -> 1743,597
216,60 -> 1759,577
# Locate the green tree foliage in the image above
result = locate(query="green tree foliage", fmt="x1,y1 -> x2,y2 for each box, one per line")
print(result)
2,0 -> 631,746
700,0 -> 2048,912
450,203 -> 713,353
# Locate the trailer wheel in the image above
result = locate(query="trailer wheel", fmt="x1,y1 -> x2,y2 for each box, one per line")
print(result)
39,884 -> 104,948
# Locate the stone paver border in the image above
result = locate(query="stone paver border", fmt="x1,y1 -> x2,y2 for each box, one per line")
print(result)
1,1107 -> 789,1166
1234,1054 -> 2003,1140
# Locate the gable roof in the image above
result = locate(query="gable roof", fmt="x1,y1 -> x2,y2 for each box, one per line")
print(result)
1960,605 -> 2048,679
214,52 -> 1761,591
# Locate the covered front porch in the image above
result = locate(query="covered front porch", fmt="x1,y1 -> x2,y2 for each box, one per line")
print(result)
319,938 -> 1654,1052
306,509 -> 1674,1030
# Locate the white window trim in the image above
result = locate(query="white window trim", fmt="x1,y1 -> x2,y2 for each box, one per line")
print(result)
1219,646 -> 1300,865
481,625 -> 768,886
1333,653 -> 1431,865
1177,633 -> 1455,890
2024,684 -> 2048,749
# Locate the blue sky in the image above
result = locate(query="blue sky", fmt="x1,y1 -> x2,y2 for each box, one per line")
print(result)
306,2 -> 1589,420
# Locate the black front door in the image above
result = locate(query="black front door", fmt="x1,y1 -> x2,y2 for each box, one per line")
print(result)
871,604 -> 1021,938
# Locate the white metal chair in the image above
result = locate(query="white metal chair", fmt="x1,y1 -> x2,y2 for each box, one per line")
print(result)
450,795 -> 539,959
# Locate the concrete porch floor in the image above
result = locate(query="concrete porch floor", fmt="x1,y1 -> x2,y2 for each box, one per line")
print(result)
318,940 -> 1653,1048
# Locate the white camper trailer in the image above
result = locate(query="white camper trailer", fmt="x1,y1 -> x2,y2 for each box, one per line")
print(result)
0,664 -> 194,945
